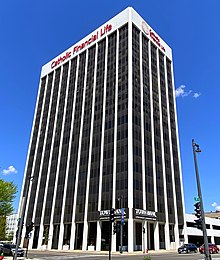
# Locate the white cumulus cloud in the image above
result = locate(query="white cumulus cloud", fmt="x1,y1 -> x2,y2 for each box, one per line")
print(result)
175,85 -> 192,98
175,85 -> 186,97
2,166 -> 18,175
212,202 -> 220,212
175,85 -> 201,99
212,202 -> 218,207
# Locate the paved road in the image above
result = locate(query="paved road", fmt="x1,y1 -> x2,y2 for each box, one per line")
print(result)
4,251 -> 220,260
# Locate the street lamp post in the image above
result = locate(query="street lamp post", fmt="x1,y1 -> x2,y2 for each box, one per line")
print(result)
192,139 -> 211,260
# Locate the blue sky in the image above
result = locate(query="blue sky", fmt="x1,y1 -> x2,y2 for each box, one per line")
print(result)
0,0 -> 220,215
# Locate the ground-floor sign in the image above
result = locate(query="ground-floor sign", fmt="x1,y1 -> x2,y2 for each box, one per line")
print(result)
98,208 -> 156,221
133,208 -> 157,221
99,208 -> 128,221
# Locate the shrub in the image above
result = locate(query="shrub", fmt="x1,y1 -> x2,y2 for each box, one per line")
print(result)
143,255 -> 151,260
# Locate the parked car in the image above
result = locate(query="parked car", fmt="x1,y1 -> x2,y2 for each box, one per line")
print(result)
178,243 -> 198,253
1,243 -> 24,257
199,243 -> 219,254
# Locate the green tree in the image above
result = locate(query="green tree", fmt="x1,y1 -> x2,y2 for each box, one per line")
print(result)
0,178 -> 17,240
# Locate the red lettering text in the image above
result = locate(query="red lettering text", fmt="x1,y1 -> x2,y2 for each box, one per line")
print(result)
100,24 -> 112,36
73,24 -> 112,54
149,30 -> 165,52
51,52 -> 71,69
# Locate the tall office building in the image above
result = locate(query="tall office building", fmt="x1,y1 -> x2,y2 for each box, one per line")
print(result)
19,7 -> 186,252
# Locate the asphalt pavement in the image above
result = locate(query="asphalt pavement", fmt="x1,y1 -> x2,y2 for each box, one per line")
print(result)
3,250 -> 220,260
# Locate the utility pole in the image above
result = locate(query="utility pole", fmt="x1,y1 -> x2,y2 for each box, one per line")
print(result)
192,139 -> 211,260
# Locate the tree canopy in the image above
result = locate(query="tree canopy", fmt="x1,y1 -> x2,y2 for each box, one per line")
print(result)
0,178 -> 17,240
0,179 -> 17,216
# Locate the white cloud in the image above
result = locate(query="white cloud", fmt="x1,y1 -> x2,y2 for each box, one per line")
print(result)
193,92 -> 201,98
175,85 -> 192,98
175,85 -> 201,99
2,166 -> 18,175
175,85 -> 186,97
212,202 -> 220,212
212,202 -> 218,207
183,90 -> 192,97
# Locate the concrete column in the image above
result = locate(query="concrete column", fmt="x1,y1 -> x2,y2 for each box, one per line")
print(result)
47,224 -> 53,249
58,222 -> 64,250
37,224 -> 44,249
143,221 -> 147,252
28,228 -> 34,249
96,221 -> 101,251
112,223 -> 117,252
128,219 -> 134,253
82,221 -> 88,251
174,223 -> 180,248
127,6 -> 134,255
69,222 -> 76,250
154,222 -> 159,250
210,225 -> 215,244
165,222 -> 170,250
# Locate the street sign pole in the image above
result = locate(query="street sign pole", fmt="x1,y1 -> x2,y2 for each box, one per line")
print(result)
120,208 -> 124,254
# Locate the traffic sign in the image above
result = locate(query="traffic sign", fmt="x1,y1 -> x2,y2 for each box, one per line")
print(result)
121,208 -> 125,223
194,197 -> 200,202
